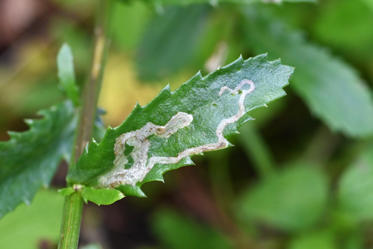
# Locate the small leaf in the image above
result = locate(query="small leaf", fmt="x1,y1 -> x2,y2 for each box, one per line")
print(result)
57,44 -> 80,105
81,187 -> 124,205
236,164 -> 328,231
67,54 -> 293,200
338,144 -> 373,221
0,101 -> 77,218
242,7 -> 373,137
58,187 -> 75,196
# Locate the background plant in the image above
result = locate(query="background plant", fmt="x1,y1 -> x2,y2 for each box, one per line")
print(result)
1,0 -> 373,249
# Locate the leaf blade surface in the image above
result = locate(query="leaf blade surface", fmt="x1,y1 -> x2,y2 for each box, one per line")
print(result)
67,54 -> 293,199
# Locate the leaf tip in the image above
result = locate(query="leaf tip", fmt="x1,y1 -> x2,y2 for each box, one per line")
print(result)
194,70 -> 203,80
163,84 -> 172,94
134,102 -> 143,110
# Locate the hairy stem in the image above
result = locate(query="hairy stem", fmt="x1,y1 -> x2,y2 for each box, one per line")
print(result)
58,1 -> 110,248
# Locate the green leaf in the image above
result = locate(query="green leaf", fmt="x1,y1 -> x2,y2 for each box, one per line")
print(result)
57,44 -> 80,105
58,187 -> 75,196
0,101 -> 77,218
152,209 -> 233,249
67,54 -> 293,198
338,144 -> 373,221
236,164 -> 328,231
52,20 -> 92,70
137,5 -> 210,81
0,190 -> 64,249
242,8 -> 373,137
81,187 -> 124,205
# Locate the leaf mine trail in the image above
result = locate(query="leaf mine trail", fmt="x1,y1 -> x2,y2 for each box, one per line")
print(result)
99,79 -> 255,187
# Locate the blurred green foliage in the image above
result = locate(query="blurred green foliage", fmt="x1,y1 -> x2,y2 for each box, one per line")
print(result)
339,144 -> 373,222
152,209 -> 233,249
289,231 -> 336,249
136,5 -> 210,80
0,190 -> 64,249
1,0 -> 373,248
237,164 -> 328,231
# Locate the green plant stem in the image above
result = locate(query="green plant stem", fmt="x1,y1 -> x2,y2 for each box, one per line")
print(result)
57,1 -> 111,248
58,192 -> 84,249
74,27 -> 108,158
239,123 -> 275,178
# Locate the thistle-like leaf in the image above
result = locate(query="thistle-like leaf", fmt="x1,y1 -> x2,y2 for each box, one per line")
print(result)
67,54 -> 293,201
0,101 -> 77,218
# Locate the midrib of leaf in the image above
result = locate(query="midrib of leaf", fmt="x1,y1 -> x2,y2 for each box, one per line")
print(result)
67,54 -> 293,199
0,101 -> 77,218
